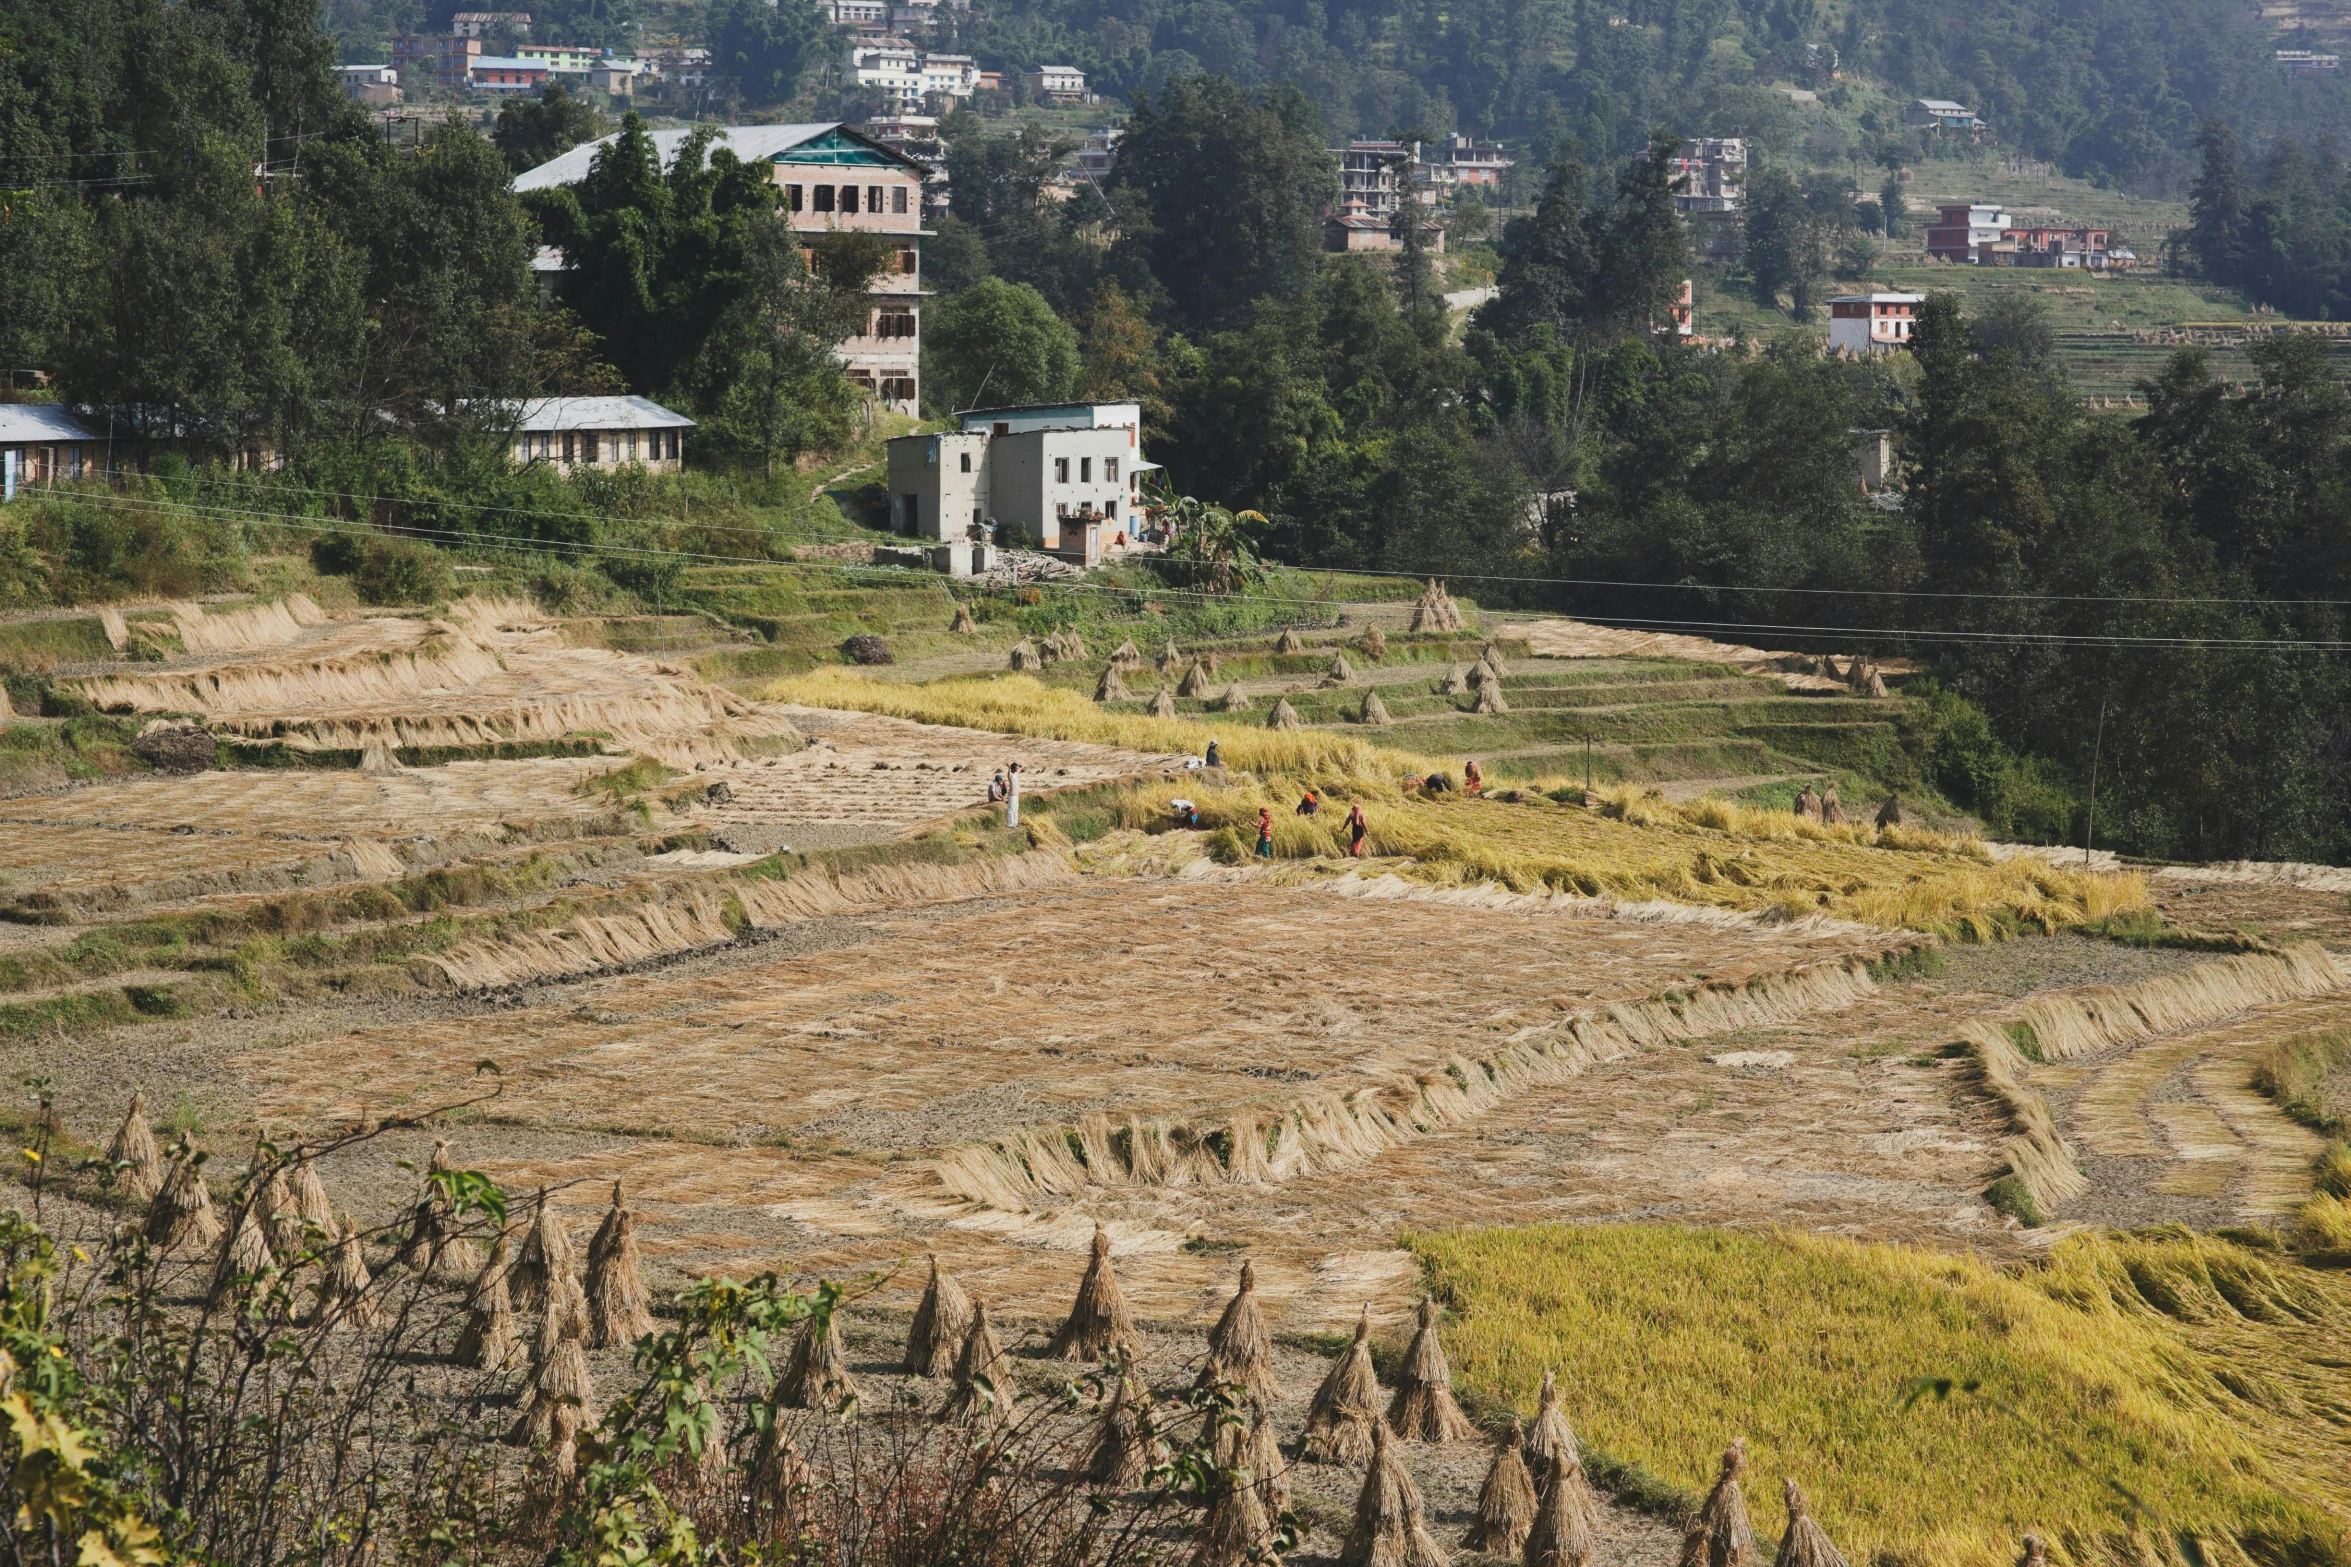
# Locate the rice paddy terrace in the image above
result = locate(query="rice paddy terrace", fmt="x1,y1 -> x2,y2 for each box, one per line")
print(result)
6,582 -> 2351,1567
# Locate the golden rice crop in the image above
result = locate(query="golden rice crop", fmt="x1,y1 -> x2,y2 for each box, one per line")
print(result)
1410,1223 -> 2351,1567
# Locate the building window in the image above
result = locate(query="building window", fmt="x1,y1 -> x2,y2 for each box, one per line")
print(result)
959,451 -> 972,472
786,183 -> 804,211
892,185 -> 908,214
813,184 -> 835,212
839,184 -> 858,213
667,429 -> 679,459
1054,457 -> 1069,483
899,247 -> 918,274
563,431 -> 576,462
868,184 -> 884,212
1080,456 -> 1091,482
1106,457 -> 1118,482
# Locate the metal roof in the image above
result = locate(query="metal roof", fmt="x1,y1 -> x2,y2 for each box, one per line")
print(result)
511,123 -> 917,192
493,396 -> 696,431
0,404 -> 101,444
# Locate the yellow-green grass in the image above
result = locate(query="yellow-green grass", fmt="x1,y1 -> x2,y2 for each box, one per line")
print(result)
1410,1223 -> 2351,1567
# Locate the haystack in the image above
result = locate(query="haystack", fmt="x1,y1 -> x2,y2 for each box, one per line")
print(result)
1178,660 -> 1214,699
455,1226 -> 518,1369
210,1203 -> 276,1301
1409,580 -> 1463,635
1266,698 -> 1303,730
1358,626 -> 1389,660
537,1401 -> 584,1489
1111,639 -> 1144,669
1464,1418 -> 1537,1555
1773,1480 -> 1850,1567
1149,686 -> 1178,719
1436,664 -> 1469,696
1467,656 -> 1498,689
108,1093 -> 162,1201
317,1222 -> 379,1328
1304,1306 -> 1384,1463
1471,681 -> 1509,716
1194,1430 -> 1276,1567
1215,684 -> 1251,713
1525,1454 -> 1600,1567
1820,784 -> 1846,827
1524,1369 -> 1580,1478
1339,1423 -> 1446,1567
1386,1297 -> 1474,1442
1065,630 -> 1091,661
946,1297 -> 1013,1420
1323,651 -> 1356,687
511,1189 -> 572,1315
1677,1440 -> 1760,1567
1158,639 -> 1184,672
146,1139 -> 222,1255
512,1301 -> 595,1446
1794,785 -> 1822,824
1041,630 -> 1069,664
1246,1405 -> 1291,1518
905,1253 -> 974,1377
1195,1259 -> 1281,1409
1047,1225 -> 1141,1363
1086,1372 -> 1165,1490
1875,797 -> 1902,829
777,1308 -> 860,1411
949,602 -> 978,634
1010,639 -> 1043,671
1095,664 -> 1130,703
1199,650 -> 1221,677
749,1411 -> 817,1530
1359,690 -> 1393,726
399,1138 -> 483,1283
288,1145 -> 334,1247
1274,627 -> 1307,654
246,1142 -> 295,1256
586,1182 -> 655,1349
1863,669 -> 1888,698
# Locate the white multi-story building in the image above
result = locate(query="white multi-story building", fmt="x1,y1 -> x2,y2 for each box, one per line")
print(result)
849,40 -> 977,107
1026,65 -> 1088,103
1826,293 -> 1925,354
886,402 -> 1157,574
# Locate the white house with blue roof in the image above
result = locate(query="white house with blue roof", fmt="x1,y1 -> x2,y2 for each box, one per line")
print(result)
514,123 -> 929,413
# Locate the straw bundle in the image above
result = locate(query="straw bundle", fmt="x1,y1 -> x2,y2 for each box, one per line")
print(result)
1863,669 -> 1888,698
1304,1306 -> 1384,1463
777,1309 -> 860,1410
1065,630 -> 1091,661
1409,580 -> 1464,634
1047,1225 -> 1142,1363
1358,626 -> 1389,659
398,1139 -> 483,1282
1010,639 -> 1043,671
246,1142 -> 296,1254
317,1222 -> 379,1327
1245,1405 -> 1291,1518
1386,1297 -> 1474,1443
1194,1429 -> 1276,1567
210,1203 -> 276,1301
1096,664 -> 1130,703
1149,686 -> 1178,719
1464,1418 -> 1537,1555
513,1302 -> 595,1445
1471,681 -> 1508,716
146,1140 -> 222,1255
1339,1423 -> 1446,1567
905,1253 -> 974,1377
1195,1260 -> 1281,1409
585,1182 -> 655,1349
1524,1370 -> 1580,1478
1266,698 -> 1303,731
511,1189 -> 572,1314
1436,664 -> 1469,696
1087,1372 -> 1166,1490
950,602 -> 978,634
1324,651 -> 1356,687
1677,1440 -> 1760,1567
455,1226 -> 518,1368
1158,639 -> 1184,672
1467,657 -> 1497,689
1110,639 -> 1143,669
1178,660 -> 1213,698
1525,1454 -> 1600,1567
1794,785 -> 1822,824
946,1297 -> 1012,1420
749,1409 -> 817,1529
1215,684 -> 1251,713
287,1145 -> 334,1249
1820,785 -> 1846,827
108,1093 -> 162,1201
1773,1480 -> 1849,1567
1274,627 -> 1307,654
1360,689 -> 1393,726
1041,631 -> 1068,664
541,1400 -> 584,1488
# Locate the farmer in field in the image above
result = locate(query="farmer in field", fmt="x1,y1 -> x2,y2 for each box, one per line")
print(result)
1297,789 -> 1320,816
987,770 -> 1008,804
1347,801 -> 1369,857
1170,798 -> 1202,829
1256,806 -> 1274,858
1463,759 -> 1483,795
1206,738 -> 1223,769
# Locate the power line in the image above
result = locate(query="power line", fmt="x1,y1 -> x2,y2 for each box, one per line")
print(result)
33,483 -> 2351,653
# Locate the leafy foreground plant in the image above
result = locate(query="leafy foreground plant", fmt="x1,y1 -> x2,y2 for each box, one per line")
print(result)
0,1117 -> 1261,1566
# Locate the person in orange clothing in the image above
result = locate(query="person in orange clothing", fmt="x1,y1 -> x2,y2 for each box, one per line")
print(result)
1255,806 -> 1274,858
1463,759 -> 1484,795
1346,801 -> 1369,857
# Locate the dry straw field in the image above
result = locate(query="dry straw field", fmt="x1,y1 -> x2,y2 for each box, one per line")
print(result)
6,591 -> 2351,1567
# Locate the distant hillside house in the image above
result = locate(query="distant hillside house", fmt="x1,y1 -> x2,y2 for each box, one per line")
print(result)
501,397 -> 694,473
1026,65 -> 1088,103
0,405 -> 110,496
516,125 -> 928,412
1922,202 -> 2012,261
1826,293 -> 1924,354
885,402 -> 1156,574
391,35 -> 480,90
1908,98 -> 1987,134
335,64 -> 400,106
452,11 -> 531,35
2279,49 -> 2342,70
471,56 -> 551,91
517,43 -> 604,71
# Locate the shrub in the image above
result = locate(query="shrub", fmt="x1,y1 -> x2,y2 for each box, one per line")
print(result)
841,632 -> 894,665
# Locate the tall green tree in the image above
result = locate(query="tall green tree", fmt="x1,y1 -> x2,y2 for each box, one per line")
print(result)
493,85 -> 608,175
709,0 -> 829,107
922,277 -> 1080,412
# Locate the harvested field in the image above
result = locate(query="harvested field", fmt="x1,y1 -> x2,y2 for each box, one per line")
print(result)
1517,618 -> 1873,691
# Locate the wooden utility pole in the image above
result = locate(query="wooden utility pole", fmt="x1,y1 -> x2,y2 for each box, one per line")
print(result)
2083,697 -> 2107,865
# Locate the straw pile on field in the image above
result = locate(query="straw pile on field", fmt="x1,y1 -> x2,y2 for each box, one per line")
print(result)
1010,638 -> 1043,671
1149,686 -> 1177,719
1275,627 -> 1307,653
1179,660 -> 1214,698
1086,1373 -> 1165,1490
949,602 -> 978,634
1682,1440 -> 1761,1567
108,1093 -> 162,1201
1158,639 -> 1184,671
1341,1424 -> 1447,1567
1305,1307 -> 1385,1463
1046,1226 -> 1142,1363
1196,1261 -> 1281,1408
1358,625 -> 1389,659
1216,684 -> 1251,713
1409,580 -> 1464,633
947,1297 -> 1012,1420
1323,651 -> 1356,686
210,1200 -> 276,1301
1360,689 -> 1393,725
513,1286 -> 595,1446
319,1222 -> 380,1328
455,1228 -> 518,1368
1388,1297 -> 1475,1442
1471,679 -> 1508,715
1110,639 -> 1143,669
778,1309 -> 860,1409
1436,664 -> 1470,696
1776,1481 -> 1851,1567
1526,1369 -> 1579,1473
585,1182 -> 655,1348
1096,664 -> 1130,702
1466,1418 -> 1539,1554
1267,697 -> 1303,730
147,1138 -> 222,1255
1196,1416 -> 1277,1567
1525,1454 -> 1601,1567
906,1254 -> 974,1377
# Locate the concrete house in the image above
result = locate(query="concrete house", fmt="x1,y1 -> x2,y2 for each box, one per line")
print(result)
514,123 -> 930,412
885,402 -> 1157,574
1923,203 -> 2012,261
500,396 -> 694,472
1826,292 -> 1925,354
0,405 -> 109,498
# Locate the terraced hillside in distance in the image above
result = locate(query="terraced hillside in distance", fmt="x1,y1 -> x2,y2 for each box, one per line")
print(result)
6,569 -> 2351,1567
